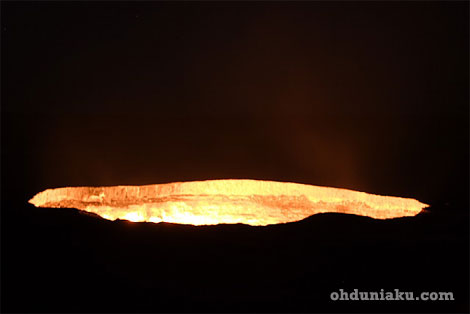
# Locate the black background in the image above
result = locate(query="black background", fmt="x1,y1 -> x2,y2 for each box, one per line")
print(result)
1,1 -> 469,312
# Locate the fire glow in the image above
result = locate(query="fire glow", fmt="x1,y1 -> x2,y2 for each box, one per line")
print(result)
29,179 -> 428,226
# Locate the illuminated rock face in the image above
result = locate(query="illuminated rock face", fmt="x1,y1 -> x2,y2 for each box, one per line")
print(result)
29,179 -> 428,226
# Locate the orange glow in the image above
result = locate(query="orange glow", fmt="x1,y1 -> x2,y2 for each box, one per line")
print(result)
28,179 -> 428,226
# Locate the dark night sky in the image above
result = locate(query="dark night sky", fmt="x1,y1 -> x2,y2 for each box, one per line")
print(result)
1,1 -> 469,208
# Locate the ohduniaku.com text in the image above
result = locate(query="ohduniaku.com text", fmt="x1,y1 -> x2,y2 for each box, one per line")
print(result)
330,289 -> 454,301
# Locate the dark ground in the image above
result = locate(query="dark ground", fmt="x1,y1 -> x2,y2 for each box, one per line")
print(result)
1,198 -> 469,313
1,1 -> 469,313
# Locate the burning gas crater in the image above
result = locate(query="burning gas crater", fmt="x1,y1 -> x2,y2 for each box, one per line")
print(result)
29,179 -> 428,226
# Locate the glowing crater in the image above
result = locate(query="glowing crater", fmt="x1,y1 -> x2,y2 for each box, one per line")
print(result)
29,179 -> 428,226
